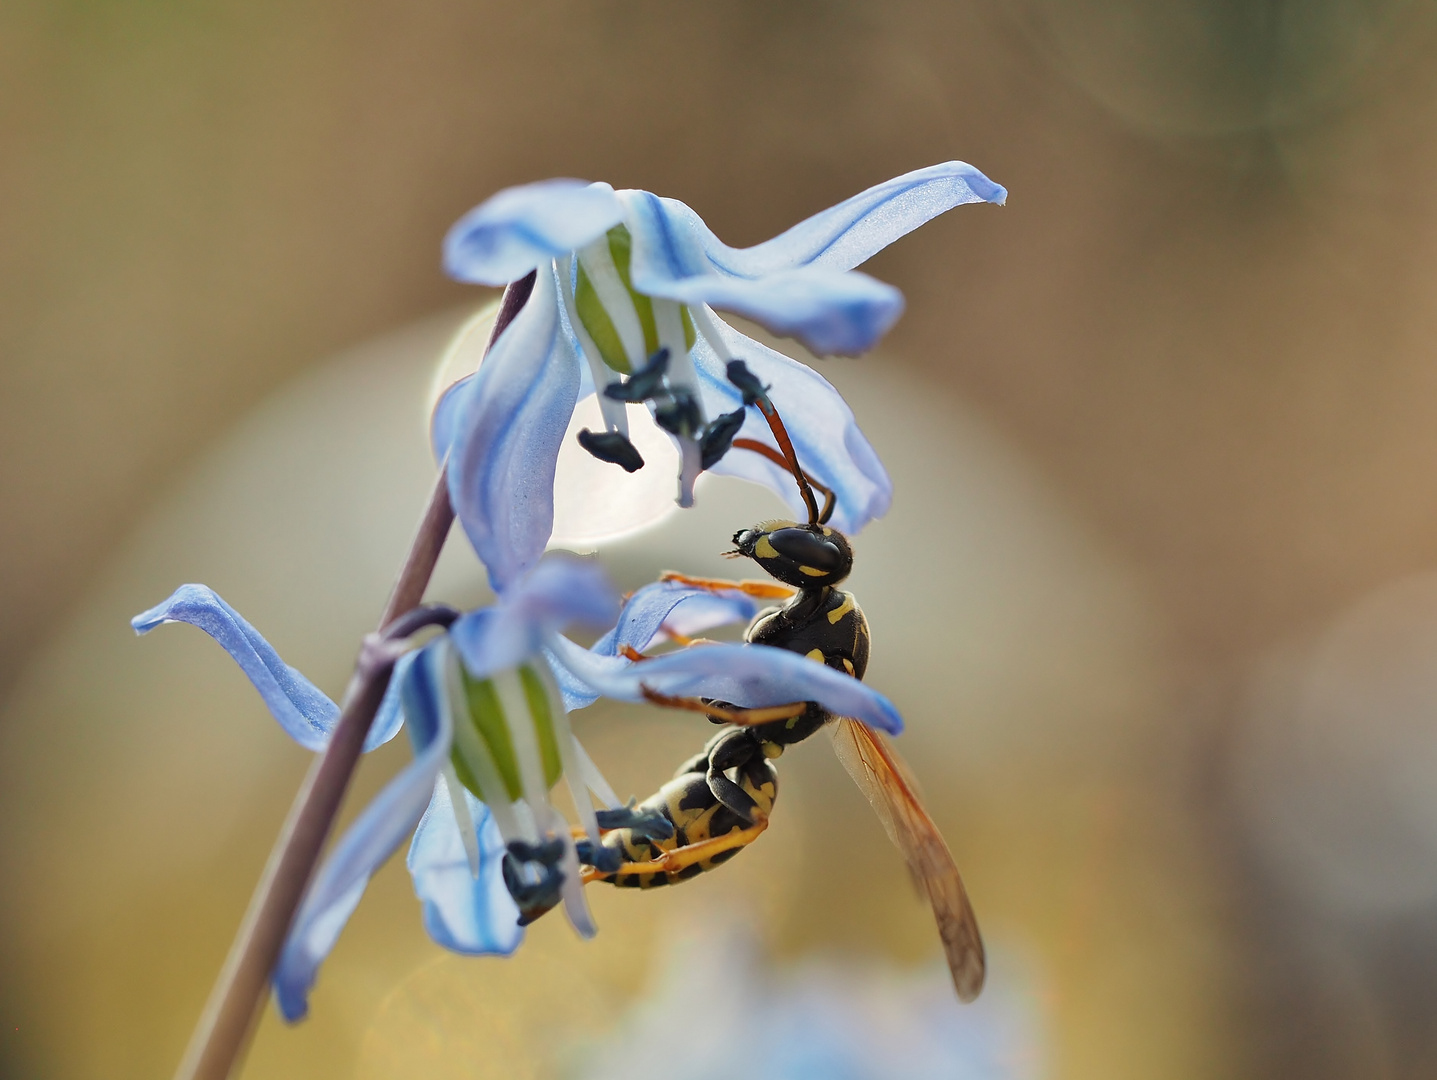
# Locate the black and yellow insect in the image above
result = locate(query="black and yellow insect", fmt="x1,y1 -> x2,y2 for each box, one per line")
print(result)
572,361 -> 987,1003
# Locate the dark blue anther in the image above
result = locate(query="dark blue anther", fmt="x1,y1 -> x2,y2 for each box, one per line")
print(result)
507,838 -> 566,865
699,407 -> 747,470
576,429 -> 645,472
725,359 -> 770,408
653,389 -> 704,438
503,839 -> 568,924
603,347 -> 671,402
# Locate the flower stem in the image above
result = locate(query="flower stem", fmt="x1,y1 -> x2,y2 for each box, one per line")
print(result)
172,270 -> 536,1080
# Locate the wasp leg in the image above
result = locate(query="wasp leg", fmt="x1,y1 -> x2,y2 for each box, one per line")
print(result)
672,746 -> 711,778
658,624 -> 697,646
640,685 -> 807,725
704,728 -> 763,823
592,820 -> 770,881
574,838 -> 624,874
658,571 -> 795,600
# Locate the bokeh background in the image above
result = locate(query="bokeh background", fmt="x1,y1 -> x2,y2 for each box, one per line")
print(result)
6,0 -> 1437,1076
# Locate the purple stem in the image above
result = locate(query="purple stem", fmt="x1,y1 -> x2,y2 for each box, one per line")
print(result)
171,271 -> 536,1080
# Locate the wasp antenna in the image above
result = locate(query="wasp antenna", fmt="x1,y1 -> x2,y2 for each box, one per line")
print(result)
730,437 -> 834,526
726,360 -> 819,524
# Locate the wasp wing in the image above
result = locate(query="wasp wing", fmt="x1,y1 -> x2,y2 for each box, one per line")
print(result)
828,716 -> 986,1002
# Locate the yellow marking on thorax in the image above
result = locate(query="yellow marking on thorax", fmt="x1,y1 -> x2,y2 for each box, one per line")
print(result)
798,565 -> 827,577
805,648 -> 825,662
842,657 -> 855,676
827,592 -> 855,624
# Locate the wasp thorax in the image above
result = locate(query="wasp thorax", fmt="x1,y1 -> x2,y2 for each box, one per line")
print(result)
732,520 -> 853,588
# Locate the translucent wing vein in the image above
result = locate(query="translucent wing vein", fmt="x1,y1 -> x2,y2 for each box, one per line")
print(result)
828,717 -> 986,1001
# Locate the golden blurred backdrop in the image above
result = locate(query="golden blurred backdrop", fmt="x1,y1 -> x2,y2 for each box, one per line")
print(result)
6,1 -> 1437,1078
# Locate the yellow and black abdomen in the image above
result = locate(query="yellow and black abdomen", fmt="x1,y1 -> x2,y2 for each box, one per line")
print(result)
591,748 -> 777,889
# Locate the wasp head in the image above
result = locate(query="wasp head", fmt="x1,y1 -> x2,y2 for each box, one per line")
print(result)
731,519 -> 853,589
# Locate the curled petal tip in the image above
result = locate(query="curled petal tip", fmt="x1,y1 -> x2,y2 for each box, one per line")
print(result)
444,179 -> 624,286
130,584 -> 343,752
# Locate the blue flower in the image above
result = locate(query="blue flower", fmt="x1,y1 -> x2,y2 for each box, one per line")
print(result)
434,162 -> 1006,591
133,563 -> 907,1020
133,558 -> 623,1018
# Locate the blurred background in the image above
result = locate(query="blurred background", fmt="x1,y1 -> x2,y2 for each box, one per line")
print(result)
5,0 -> 1437,1076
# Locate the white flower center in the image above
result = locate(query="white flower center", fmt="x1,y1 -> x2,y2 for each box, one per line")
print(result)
440,641 -> 622,936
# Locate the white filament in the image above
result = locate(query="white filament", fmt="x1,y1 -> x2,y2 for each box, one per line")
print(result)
571,737 -> 622,808
688,303 -> 732,363
440,763 -> 481,879
677,436 -> 702,508
536,656 -> 603,850
658,299 -> 702,398
577,237 -> 646,370
492,668 -> 552,822
557,255 -> 629,437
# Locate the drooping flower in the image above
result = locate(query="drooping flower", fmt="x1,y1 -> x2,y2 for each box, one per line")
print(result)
133,563 -> 906,1020
133,557 -> 623,1018
434,162 -> 1006,591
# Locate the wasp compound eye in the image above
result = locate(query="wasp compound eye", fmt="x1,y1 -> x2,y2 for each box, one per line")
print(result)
767,527 -> 845,572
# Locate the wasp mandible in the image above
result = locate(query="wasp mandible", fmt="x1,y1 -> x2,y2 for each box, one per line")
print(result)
561,358 -> 986,1003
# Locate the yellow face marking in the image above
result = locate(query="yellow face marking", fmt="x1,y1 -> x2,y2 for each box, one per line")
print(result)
762,741 -> 784,758
805,648 -> 825,663
755,535 -> 779,560
842,657 -> 855,676
827,593 -> 856,625
798,565 -> 827,577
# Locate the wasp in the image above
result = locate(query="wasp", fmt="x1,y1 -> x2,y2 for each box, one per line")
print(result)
565,360 -> 987,1003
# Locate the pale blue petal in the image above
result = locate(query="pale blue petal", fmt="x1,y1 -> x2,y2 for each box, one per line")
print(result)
273,643 -> 453,1021
450,555 -> 619,678
548,636 -> 904,735
132,584 -> 337,752
132,584 -> 409,753
691,321 -> 891,534
643,267 -> 904,357
444,179 -> 624,286
430,372 -> 468,464
367,651 -> 415,749
594,579 -> 761,655
622,162 -> 1004,285
553,580 -> 763,711
444,263 -> 583,591
652,590 -> 764,639
407,781 -> 523,955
